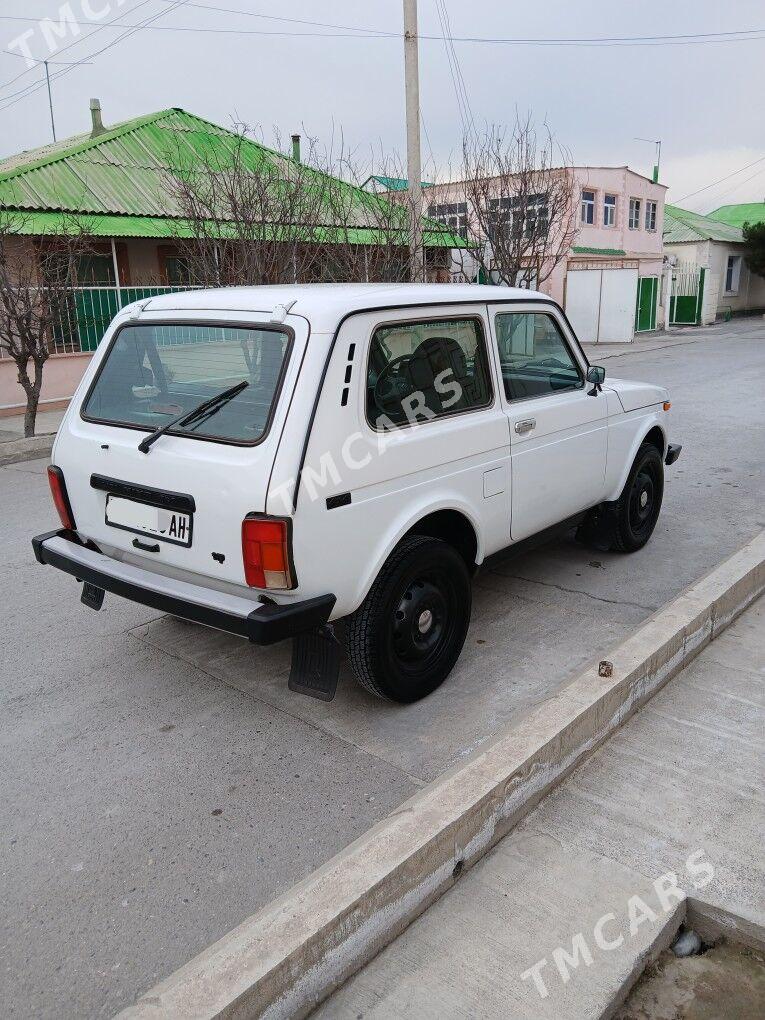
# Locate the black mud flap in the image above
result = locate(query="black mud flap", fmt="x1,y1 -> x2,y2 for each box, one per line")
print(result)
288,625 -> 341,702
81,581 -> 105,611
575,502 -> 618,552
665,443 -> 682,465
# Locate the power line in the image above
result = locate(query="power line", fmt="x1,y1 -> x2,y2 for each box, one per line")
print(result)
673,154 -> 765,204
0,2 -> 186,113
152,2 -> 765,51
0,20 -> 394,40
1,13 -> 764,47
124,9 -> 765,46
0,0 -> 157,94
690,165 -> 765,209
434,0 -> 469,139
168,1 -> 395,36
438,29 -> 765,46
439,0 -> 476,138
2,51 -> 95,64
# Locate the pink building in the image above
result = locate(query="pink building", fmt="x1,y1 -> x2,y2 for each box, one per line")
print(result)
426,166 -> 668,343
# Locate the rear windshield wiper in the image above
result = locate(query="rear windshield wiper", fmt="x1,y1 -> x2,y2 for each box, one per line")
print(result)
138,380 -> 249,454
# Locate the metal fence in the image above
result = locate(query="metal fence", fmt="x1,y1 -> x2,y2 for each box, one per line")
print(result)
669,261 -> 705,326
0,285 -> 199,360
52,286 -> 198,354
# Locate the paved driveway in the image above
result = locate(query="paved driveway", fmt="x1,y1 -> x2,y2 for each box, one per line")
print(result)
2,319 -> 764,1017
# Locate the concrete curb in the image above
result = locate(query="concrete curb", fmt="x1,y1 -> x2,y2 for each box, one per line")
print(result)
0,434 -> 54,467
119,531 -> 765,1020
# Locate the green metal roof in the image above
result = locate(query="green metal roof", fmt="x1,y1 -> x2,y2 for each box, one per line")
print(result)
571,246 -> 626,256
3,210 -> 186,238
2,209 -> 462,247
0,108 -> 458,246
663,204 -> 743,244
707,202 -> 765,229
367,175 -> 435,192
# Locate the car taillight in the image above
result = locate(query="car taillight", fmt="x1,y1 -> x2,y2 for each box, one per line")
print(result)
241,515 -> 293,589
47,465 -> 76,530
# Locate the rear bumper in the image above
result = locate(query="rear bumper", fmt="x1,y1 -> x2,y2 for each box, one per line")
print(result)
32,529 -> 335,645
665,443 -> 682,465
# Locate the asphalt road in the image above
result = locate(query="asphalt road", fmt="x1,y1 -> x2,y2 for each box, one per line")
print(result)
2,319 -> 764,1018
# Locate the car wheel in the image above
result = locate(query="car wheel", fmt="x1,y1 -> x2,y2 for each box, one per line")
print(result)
345,534 -> 472,703
611,442 -> 664,552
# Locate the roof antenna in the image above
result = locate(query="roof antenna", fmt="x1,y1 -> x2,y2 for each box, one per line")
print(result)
128,298 -> 153,321
270,299 -> 297,323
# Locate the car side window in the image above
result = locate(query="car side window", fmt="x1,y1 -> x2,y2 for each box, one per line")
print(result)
366,317 -> 492,429
495,312 -> 583,402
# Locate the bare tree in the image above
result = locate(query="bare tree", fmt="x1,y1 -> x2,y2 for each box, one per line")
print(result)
312,145 -> 422,283
168,128 -> 329,286
0,213 -> 94,436
453,116 -> 576,288
168,125 -> 451,286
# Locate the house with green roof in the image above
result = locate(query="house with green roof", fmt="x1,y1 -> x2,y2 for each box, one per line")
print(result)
0,102 -> 459,416
663,204 -> 765,323
708,203 -> 765,230
363,175 -> 435,193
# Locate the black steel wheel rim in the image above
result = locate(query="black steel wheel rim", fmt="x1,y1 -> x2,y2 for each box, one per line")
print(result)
629,464 -> 658,535
389,570 -> 458,677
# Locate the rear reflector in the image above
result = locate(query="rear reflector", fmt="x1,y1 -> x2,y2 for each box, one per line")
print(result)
47,465 -> 76,531
242,516 -> 293,589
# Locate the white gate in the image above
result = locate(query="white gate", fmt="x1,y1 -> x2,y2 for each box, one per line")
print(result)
565,267 -> 638,343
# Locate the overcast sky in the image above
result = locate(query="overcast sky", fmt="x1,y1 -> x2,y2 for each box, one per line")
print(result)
1,1 -> 764,213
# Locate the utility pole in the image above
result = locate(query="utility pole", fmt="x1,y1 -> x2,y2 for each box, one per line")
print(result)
44,61 -> 56,142
403,0 -> 424,282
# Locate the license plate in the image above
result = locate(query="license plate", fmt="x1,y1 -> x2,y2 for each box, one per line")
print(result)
105,494 -> 193,547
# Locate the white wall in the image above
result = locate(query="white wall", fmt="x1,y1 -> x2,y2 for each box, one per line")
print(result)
708,242 -> 765,316
665,239 -> 765,321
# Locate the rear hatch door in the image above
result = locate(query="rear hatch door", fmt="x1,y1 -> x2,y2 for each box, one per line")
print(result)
55,311 -> 308,589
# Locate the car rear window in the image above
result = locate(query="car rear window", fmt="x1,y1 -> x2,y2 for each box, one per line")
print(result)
82,323 -> 291,444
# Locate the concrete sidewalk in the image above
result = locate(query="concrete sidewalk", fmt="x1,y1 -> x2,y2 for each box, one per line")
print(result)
0,407 -> 64,442
582,315 -> 765,361
316,596 -> 764,1019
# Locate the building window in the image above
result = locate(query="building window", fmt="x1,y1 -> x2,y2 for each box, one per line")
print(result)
158,245 -> 193,285
581,190 -> 595,225
725,255 -> 742,295
603,194 -> 616,227
645,200 -> 657,232
523,192 -> 549,238
629,198 -> 641,230
164,254 -> 192,285
486,193 -> 548,241
427,201 -> 468,234
76,253 -> 115,285
487,196 -> 514,239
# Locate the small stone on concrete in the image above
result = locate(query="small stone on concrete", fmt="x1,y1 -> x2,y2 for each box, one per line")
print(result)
672,929 -> 702,957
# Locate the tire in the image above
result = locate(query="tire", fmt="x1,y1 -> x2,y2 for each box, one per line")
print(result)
610,442 -> 664,552
345,535 -> 472,703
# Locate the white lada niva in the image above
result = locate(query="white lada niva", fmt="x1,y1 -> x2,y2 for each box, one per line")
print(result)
34,284 -> 681,703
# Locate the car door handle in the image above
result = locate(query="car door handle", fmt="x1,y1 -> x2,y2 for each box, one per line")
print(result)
514,418 -> 536,434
